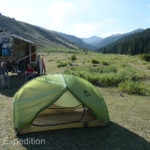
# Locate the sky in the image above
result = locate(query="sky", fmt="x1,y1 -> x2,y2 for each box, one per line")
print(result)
0,0 -> 150,38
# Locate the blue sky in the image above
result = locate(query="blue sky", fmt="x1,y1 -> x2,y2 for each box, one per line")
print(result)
0,0 -> 150,38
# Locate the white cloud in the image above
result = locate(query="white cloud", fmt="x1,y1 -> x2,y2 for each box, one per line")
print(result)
71,19 -> 117,37
46,1 -> 119,37
102,31 -> 123,38
5,9 -> 29,19
0,0 -> 30,20
0,0 -> 122,38
47,1 -> 74,28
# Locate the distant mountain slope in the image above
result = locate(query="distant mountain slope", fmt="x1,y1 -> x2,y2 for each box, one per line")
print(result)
92,29 -> 144,48
82,36 -> 102,45
56,32 -> 96,50
0,14 -> 80,50
97,29 -> 150,55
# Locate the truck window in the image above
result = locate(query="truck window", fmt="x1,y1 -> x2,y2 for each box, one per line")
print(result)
2,48 -> 10,56
2,38 -> 9,43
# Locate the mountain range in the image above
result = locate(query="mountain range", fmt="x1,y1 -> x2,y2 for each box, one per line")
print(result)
82,36 -> 102,45
55,32 -> 95,50
0,13 -> 149,55
82,29 -> 144,48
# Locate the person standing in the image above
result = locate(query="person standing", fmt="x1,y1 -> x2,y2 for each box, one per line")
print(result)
0,62 -> 10,88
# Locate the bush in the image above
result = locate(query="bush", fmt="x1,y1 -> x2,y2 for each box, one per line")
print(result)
101,61 -> 109,66
147,66 -> 150,70
64,65 -> 149,87
64,70 -> 99,85
64,61 -> 150,89
57,60 -> 61,63
71,54 -> 77,61
57,61 -> 70,68
92,59 -> 99,64
140,54 -> 150,62
119,81 -> 149,95
89,66 -> 117,73
121,63 -> 131,68
48,59 -> 53,62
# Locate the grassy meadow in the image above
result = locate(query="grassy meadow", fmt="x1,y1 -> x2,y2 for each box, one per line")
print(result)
0,50 -> 150,150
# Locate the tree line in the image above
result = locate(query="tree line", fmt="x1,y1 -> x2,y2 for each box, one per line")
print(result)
98,29 -> 150,55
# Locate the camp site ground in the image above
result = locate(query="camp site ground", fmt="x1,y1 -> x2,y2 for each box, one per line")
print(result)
0,50 -> 150,150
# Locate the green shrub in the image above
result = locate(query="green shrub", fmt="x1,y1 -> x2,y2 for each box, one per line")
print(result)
101,61 -> 109,66
71,54 -> 77,61
64,70 -> 99,85
98,73 -> 120,86
140,54 -> 150,62
64,65 -> 149,87
85,74 -> 100,85
119,81 -> 149,95
121,63 -> 131,68
57,61 -> 70,68
147,66 -> 150,70
92,59 -> 99,64
48,59 -> 54,62
57,60 -> 61,63
89,66 -> 117,73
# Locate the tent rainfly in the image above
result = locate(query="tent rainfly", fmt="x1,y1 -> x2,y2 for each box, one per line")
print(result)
13,74 -> 110,134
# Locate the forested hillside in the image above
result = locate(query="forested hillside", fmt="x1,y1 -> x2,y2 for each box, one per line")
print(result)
93,29 -> 143,49
98,29 -> 150,55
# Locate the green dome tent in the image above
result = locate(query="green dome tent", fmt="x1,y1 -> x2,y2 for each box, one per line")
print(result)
13,74 -> 110,134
